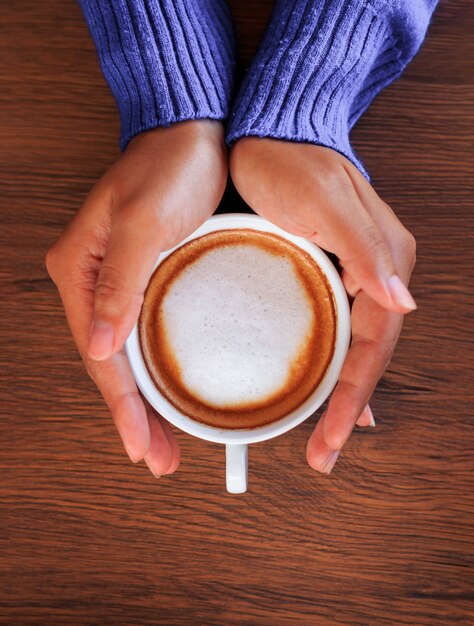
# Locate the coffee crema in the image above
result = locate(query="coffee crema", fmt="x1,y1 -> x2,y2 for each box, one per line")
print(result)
139,229 -> 336,430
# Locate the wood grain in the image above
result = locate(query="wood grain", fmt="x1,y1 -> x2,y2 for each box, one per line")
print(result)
1,1 -> 473,625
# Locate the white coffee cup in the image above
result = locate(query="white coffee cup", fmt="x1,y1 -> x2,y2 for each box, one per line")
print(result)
125,214 -> 350,494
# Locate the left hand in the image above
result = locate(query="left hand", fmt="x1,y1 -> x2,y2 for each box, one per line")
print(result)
230,137 -> 417,474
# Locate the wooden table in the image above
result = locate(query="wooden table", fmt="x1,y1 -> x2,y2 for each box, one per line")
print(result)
1,2 -> 473,624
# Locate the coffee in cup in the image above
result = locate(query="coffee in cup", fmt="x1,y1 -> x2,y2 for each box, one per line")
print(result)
139,228 -> 337,430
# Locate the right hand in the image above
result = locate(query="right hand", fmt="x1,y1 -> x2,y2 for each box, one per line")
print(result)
46,120 -> 228,477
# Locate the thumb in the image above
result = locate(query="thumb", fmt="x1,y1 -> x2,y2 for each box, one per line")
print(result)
87,209 -> 166,361
335,220 -> 416,314
326,163 -> 417,314
313,191 -> 416,314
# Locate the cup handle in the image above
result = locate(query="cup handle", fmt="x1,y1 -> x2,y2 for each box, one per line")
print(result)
226,443 -> 248,494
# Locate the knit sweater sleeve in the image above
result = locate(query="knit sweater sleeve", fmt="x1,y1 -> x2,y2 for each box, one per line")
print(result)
78,0 -> 236,151
226,0 -> 438,178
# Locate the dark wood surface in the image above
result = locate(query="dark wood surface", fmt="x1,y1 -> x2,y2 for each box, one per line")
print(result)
1,1 -> 473,624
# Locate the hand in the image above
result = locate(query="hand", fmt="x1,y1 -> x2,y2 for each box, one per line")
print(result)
230,138 -> 417,474
46,121 -> 227,477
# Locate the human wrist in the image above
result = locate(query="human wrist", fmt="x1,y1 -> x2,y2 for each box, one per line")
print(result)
123,120 -> 228,213
78,0 -> 236,152
226,0 -> 437,180
127,119 -> 226,153
226,0 -> 397,179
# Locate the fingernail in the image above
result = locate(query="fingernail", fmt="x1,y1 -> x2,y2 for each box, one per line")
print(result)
88,320 -> 115,360
387,275 -> 417,311
320,450 -> 340,475
367,406 -> 376,427
144,458 -> 162,479
124,444 -> 141,464
356,406 -> 375,428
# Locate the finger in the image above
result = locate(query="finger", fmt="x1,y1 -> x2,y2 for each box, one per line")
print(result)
88,175 -> 222,362
306,406 -> 374,475
306,413 -> 340,474
310,197 -> 415,315
158,416 -> 181,474
292,155 -> 415,313
355,405 -> 376,428
52,255 -> 152,463
87,207 -> 167,361
143,399 -> 180,477
341,268 -> 361,298
86,351 -> 152,463
336,163 -> 417,311
143,408 -> 174,478
322,292 -> 403,451
342,162 -> 417,277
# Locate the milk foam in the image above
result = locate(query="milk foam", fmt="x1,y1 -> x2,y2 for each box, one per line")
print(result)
161,244 -> 314,407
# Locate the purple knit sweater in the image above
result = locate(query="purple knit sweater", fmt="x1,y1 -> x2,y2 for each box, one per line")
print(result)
78,0 -> 437,178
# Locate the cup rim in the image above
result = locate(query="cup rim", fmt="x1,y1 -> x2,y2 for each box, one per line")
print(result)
125,213 -> 350,445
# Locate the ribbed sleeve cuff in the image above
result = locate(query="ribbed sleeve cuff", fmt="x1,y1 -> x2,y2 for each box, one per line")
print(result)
79,0 -> 236,150
226,0 -> 437,179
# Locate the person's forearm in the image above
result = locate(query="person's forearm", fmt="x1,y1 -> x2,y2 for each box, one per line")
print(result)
226,0 -> 438,178
78,0 -> 236,150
